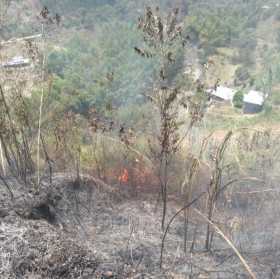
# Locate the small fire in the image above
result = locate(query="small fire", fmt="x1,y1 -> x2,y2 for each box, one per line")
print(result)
118,168 -> 129,183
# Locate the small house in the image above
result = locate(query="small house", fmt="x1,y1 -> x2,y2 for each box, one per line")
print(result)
1,56 -> 30,68
208,86 -> 236,103
243,90 -> 265,114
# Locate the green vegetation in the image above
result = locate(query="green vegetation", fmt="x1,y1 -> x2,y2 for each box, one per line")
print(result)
2,0 -> 280,132
48,22 -> 156,113
233,90 -> 244,109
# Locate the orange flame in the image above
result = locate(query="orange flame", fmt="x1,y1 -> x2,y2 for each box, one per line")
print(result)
118,168 -> 129,183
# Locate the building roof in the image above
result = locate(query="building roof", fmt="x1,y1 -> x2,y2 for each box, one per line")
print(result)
243,90 -> 265,106
1,56 -> 30,68
209,86 -> 236,101
0,34 -> 42,46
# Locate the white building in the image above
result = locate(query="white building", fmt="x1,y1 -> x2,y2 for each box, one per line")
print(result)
208,86 -> 236,102
243,90 -> 265,114
1,56 -> 30,68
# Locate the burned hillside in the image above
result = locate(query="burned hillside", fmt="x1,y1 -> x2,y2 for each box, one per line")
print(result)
1,1 -> 280,279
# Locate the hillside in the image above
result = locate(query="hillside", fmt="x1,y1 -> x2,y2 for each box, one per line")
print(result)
1,1 -> 280,279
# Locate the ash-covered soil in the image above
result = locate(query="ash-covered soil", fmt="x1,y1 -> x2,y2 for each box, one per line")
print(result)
0,175 -> 279,278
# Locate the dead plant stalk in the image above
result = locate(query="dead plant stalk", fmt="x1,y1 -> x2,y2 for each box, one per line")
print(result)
194,208 -> 257,279
37,23 -> 45,187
